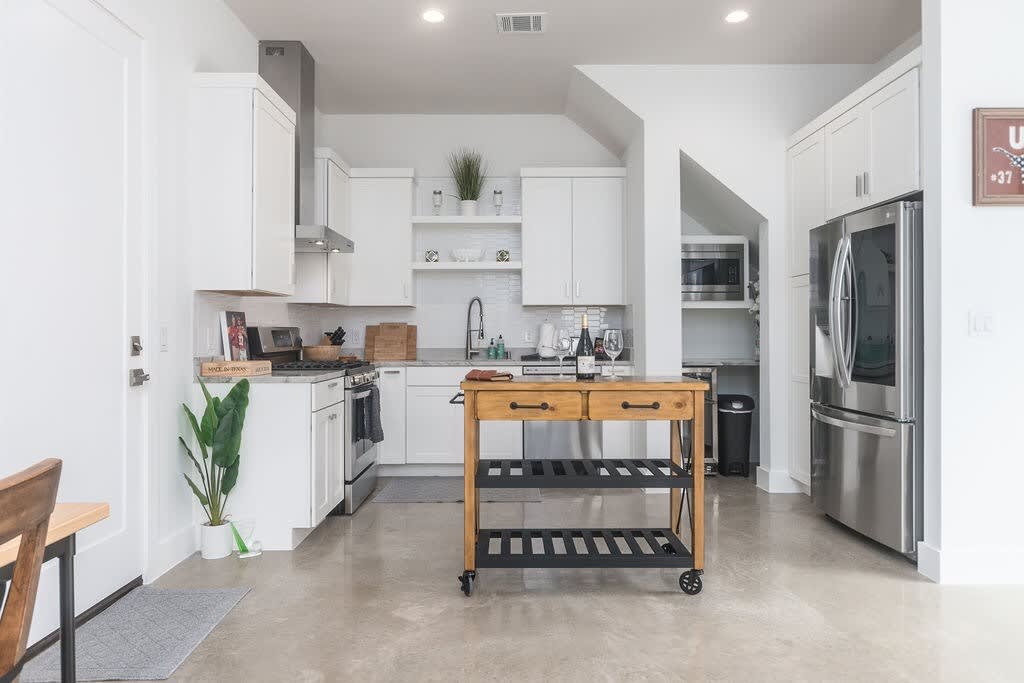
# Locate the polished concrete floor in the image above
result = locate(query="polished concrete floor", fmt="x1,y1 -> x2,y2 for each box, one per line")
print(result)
151,478 -> 1024,682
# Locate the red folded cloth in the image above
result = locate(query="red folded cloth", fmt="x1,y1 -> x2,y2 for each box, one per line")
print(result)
465,369 -> 514,382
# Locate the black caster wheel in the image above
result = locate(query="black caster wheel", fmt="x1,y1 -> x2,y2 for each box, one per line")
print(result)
679,570 -> 703,595
661,543 -> 677,555
458,570 -> 476,597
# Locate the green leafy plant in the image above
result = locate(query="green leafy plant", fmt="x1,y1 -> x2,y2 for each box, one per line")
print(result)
447,147 -> 487,201
179,378 -> 249,526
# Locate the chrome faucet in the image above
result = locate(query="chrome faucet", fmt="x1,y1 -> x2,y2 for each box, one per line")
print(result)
466,296 -> 484,360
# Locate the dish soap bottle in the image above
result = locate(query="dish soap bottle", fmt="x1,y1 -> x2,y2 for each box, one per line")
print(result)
487,338 -> 497,359
496,334 -> 506,359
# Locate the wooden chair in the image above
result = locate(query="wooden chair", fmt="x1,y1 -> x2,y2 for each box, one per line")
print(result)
0,459 -> 62,683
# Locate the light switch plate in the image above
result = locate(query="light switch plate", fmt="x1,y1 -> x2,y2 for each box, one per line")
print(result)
968,310 -> 995,337
160,326 -> 169,352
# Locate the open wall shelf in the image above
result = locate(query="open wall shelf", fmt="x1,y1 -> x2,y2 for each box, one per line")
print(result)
411,261 -> 522,271
413,216 -> 521,227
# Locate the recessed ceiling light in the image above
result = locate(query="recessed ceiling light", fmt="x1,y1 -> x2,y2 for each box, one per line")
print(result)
422,9 -> 445,23
725,10 -> 749,23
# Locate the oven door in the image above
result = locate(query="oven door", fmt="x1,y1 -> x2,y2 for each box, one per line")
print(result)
345,386 -> 379,481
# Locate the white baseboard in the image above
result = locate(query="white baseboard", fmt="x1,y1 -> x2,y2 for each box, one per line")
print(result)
915,542 -> 1024,584
756,466 -> 807,494
379,464 -> 464,477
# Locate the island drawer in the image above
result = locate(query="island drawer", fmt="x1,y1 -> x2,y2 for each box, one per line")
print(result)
588,391 -> 693,421
476,391 -> 583,420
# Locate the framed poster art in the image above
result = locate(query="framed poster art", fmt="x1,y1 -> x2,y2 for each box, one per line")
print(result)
220,310 -> 249,361
974,108 -> 1024,205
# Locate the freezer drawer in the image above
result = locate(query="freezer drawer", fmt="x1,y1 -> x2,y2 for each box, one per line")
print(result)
810,405 -> 916,554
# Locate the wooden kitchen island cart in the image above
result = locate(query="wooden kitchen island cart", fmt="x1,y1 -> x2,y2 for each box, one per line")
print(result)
456,376 -> 709,596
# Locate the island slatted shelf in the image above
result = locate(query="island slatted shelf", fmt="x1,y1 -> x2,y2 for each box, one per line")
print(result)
456,376 -> 709,596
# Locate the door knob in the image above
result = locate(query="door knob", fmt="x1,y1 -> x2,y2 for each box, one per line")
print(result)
129,368 -> 150,387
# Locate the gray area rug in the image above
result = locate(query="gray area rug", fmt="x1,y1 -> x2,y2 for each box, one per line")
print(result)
373,476 -> 541,503
21,586 -> 249,682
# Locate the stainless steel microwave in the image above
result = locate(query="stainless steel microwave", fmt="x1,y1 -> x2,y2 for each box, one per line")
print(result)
681,241 -> 746,302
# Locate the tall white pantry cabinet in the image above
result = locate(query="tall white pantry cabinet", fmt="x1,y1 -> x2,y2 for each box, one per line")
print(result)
190,74 -> 296,296
785,55 -> 921,489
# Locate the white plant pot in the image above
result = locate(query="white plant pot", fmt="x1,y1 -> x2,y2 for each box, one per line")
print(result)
459,200 -> 478,216
201,522 -> 233,559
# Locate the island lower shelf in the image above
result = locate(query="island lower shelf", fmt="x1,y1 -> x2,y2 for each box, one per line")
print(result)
476,458 -> 693,489
475,528 -> 694,569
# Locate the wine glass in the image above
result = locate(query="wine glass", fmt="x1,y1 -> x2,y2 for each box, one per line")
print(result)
554,328 -> 572,376
604,329 -> 624,380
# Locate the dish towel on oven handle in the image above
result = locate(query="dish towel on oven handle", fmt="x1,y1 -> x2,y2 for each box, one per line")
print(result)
354,385 -> 385,444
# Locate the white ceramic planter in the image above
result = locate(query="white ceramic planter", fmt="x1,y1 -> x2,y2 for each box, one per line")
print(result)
201,522 -> 233,559
459,200 -> 478,216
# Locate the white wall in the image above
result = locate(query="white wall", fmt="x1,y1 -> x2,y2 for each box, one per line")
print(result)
576,64 -> 873,480
918,0 -> 1024,584
316,114 -> 620,176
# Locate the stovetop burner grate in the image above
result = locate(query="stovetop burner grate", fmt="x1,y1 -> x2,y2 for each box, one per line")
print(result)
274,360 -> 372,372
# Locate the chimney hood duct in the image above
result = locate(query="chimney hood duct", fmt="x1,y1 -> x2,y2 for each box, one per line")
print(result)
258,40 -> 354,254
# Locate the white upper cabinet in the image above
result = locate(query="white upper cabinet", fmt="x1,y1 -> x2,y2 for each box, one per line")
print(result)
865,69 -> 920,206
290,148 -> 352,305
824,68 -> 920,220
348,170 -> 414,306
190,74 -> 296,295
522,177 -> 573,305
521,169 -> 626,306
787,130 -> 826,276
571,177 -> 625,305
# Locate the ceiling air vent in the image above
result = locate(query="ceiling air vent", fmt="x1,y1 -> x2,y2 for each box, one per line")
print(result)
495,12 -> 546,34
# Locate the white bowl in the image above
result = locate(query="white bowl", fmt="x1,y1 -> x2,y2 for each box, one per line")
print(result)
451,248 -> 485,262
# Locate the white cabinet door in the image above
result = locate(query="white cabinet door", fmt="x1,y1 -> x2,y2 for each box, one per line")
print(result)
349,177 -> 412,305
571,177 -> 624,305
788,130 -> 826,276
825,107 -> 869,220
865,69 -> 920,205
311,408 -> 333,524
377,368 -> 408,464
327,406 -> 345,511
788,275 -> 811,487
522,177 -> 573,305
325,161 -> 351,305
251,90 -> 296,295
406,386 -> 464,464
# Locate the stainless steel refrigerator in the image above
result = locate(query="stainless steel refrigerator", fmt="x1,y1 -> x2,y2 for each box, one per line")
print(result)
809,199 -> 922,557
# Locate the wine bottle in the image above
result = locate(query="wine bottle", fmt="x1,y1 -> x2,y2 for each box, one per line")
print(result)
575,314 -> 596,380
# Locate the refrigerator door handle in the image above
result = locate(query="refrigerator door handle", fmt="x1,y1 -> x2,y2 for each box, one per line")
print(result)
829,236 -> 852,388
811,408 -> 897,438
845,242 -> 859,383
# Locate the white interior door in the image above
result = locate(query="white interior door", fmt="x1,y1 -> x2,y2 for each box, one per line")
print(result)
0,0 -> 146,639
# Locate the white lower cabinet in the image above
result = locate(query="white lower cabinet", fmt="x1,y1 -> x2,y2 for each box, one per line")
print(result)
405,366 -> 523,464
377,368 -> 407,464
788,275 -> 811,487
201,381 -> 345,551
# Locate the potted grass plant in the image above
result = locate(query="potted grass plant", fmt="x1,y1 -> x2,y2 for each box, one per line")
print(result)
448,147 -> 487,216
179,378 -> 249,559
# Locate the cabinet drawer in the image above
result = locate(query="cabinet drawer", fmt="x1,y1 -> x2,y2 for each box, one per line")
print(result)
476,391 -> 582,421
589,392 -> 693,421
312,377 -> 345,411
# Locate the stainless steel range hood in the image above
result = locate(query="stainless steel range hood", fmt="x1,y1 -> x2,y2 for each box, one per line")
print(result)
258,40 -> 354,254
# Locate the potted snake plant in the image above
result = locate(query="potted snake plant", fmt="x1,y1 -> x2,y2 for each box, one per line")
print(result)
448,148 -> 487,216
179,378 -> 249,559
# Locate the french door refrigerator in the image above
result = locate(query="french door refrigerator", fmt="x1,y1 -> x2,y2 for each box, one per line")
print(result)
809,199 -> 922,557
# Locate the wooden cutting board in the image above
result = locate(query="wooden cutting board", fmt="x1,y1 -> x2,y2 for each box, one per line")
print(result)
364,324 -> 417,360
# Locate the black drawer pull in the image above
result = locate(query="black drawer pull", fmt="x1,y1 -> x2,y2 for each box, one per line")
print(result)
510,402 -> 550,411
622,401 -> 660,410
449,392 -> 465,405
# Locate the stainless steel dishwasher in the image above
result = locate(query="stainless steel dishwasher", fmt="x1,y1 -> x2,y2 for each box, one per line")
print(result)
521,364 -> 602,458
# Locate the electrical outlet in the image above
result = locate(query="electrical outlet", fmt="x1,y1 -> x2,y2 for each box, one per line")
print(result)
206,327 -> 216,352
523,328 -> 533,343
968,310 -> 995,337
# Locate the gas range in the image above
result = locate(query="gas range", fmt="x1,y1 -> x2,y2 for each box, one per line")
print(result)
272,360 -> 378,388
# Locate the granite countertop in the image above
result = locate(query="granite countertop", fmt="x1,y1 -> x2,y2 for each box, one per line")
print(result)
373,348 -> 633,368
682,358 -> 760,368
